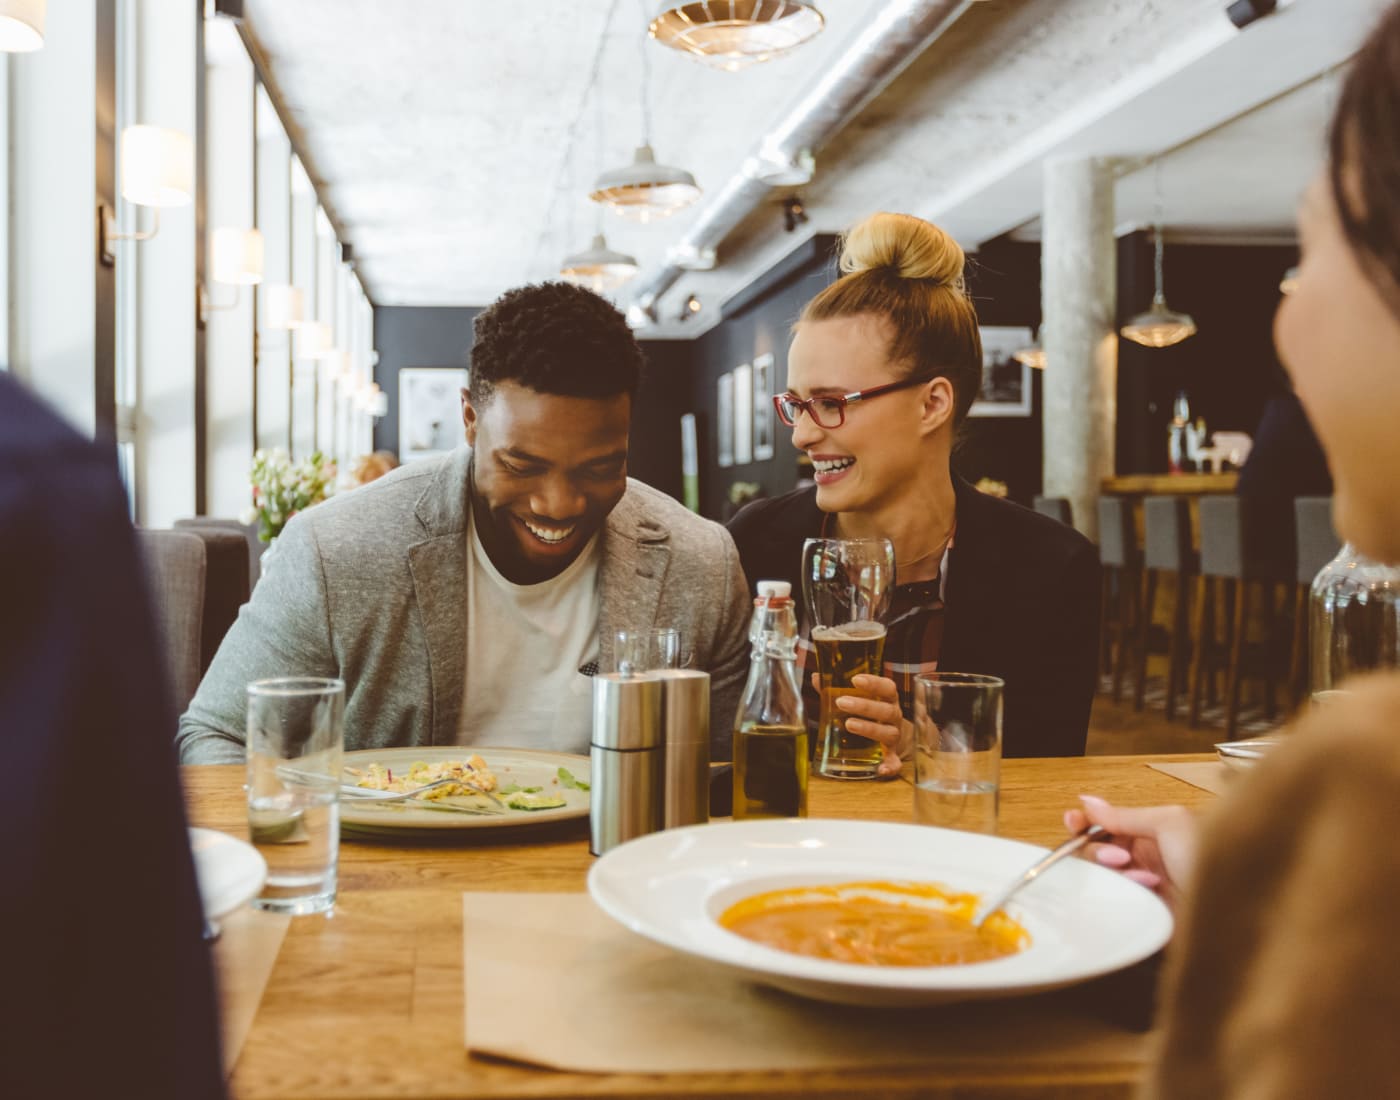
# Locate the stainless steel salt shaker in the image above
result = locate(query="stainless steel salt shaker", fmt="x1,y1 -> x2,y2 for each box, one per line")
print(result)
655,669 -> 710,828
590,671 -> 663,856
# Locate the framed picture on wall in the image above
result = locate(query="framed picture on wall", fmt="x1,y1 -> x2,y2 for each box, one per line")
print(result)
968,326 -> 1034,418
733,362 -> 753,465
717,372 -> 734,468
752,353 -> 775,461
399,367 -> 468,461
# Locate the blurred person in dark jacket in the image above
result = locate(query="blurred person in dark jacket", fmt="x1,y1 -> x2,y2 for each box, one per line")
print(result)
0,372 -> 224,1098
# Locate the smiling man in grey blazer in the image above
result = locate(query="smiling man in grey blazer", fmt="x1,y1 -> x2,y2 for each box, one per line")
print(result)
177,282 -> 752,764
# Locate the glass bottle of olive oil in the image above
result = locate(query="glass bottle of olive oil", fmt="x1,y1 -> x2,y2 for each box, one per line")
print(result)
733,581 -> 808,819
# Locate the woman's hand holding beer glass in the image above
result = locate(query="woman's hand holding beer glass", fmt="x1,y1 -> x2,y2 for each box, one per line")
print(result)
809,671 -> 910,777
802,537 -> 898,780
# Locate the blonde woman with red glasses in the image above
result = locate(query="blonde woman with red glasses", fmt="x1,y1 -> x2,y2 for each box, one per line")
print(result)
729,212 -> 1101,771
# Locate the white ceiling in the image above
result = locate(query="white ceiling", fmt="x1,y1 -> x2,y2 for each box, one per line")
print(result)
241,0 -> 1385,331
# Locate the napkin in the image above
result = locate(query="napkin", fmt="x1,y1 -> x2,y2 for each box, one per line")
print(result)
211,906 -> 291,1075
1149,761 -> 1233,796
462,892 -> 1149,1075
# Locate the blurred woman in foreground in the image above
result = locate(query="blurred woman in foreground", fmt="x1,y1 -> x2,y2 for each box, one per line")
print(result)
1071,5 -> 1400,1095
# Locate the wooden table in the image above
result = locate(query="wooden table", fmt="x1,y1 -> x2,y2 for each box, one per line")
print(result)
1101,473 -> 1238,496
184,754 -> 1218,1099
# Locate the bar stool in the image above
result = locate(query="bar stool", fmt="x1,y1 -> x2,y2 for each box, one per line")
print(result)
1098,496 -> 1142,702
1189,496 -> 1289,738
1033,496 -> 1073,526
1288,496 -> 1340,705
1135,497 -> 1196,719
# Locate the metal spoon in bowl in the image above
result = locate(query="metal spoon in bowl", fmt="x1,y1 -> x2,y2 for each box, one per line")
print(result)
973,824 -> 1107,928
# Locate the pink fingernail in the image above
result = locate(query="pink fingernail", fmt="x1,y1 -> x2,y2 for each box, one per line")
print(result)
1079,794 -> 1108,809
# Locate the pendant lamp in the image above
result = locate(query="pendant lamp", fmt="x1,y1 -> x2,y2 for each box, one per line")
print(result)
649,1 -> 824,71
593,5 -> 700,221
1120,222 -> 1197,349
560,233 -> 640,293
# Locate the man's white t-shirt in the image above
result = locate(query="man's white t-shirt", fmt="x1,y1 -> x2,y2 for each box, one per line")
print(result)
457,518 -> 600,752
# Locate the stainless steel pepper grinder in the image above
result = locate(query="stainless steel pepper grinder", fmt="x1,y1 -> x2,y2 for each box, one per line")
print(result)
590,671 -> 663,856
654,668 -> 710,828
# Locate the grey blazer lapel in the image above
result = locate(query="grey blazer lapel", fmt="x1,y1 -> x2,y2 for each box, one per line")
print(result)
408,448 -> 472,745
597,486 -> 671,673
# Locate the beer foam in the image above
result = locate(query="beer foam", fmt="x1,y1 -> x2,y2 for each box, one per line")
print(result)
812,621 -> 886,642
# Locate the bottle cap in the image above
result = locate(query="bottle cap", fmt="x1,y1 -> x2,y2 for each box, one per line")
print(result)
757,580 -> 791,599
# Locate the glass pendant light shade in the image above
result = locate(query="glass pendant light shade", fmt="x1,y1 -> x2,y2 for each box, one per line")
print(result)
560,234 -> 640,293
1121,297 -> 1198,348
1120,223 -> 1196,349
650,1 -> 824,71
1012,341 -> 1046,369
0,0 -> 44,52
590,145 -> 701,222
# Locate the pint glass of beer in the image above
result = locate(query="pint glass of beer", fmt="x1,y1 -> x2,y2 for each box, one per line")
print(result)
801,537 -> 896,779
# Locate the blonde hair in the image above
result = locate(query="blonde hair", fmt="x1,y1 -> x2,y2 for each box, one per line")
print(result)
800,212 -> 983,424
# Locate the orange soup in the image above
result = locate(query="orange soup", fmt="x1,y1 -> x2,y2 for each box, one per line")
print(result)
718,881 -> 1029,967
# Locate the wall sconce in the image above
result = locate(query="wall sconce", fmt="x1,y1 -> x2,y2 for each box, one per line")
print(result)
0,0 -> 44,51
263,285 -> 306,330
99,125 -> 194,265
294,321 -> 337,361
199,227 -> 264,323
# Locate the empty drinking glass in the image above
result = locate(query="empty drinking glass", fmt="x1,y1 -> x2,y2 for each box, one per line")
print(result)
913,673 -> 1003,834
614,628 -> 686,675
246,677 -> 344,915
801,537 -> 896,779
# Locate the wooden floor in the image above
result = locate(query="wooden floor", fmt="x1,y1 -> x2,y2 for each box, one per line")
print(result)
1085,674 -> 1290,756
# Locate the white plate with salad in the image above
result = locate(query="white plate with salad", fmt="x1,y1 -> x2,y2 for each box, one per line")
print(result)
338,746 -> 591,834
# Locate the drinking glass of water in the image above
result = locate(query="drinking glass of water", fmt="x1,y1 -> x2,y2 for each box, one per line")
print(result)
614,628 -> 686,675
912,673 -> 1003,834
246,677 -> 344,915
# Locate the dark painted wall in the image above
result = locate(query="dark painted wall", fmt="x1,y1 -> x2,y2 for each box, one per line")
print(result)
1115,232 -> 1296,473
952,240 -> 1043,504
373,306 -> 480,459
372,305 -> 686,499
688,244 -> 837,519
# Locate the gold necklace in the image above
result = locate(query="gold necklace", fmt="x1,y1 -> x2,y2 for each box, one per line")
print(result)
896,526 -> 955,571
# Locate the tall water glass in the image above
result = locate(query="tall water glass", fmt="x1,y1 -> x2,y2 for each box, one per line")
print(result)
802,537 -> 896,779
913,673 -> 1003,834
246,677 -> 344,914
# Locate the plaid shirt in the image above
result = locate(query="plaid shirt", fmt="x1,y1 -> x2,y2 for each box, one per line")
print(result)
796,532 -> 951,728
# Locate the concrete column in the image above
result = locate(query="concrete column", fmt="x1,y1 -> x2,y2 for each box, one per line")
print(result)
1042,156 -> 1118,543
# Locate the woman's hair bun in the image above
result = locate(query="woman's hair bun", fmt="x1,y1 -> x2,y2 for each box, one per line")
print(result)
838,211 -> 965,287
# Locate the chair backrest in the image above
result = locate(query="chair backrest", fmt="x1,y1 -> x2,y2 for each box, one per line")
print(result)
1294,496 -> 1341,585
170,526 -> 251,672
1032,496 -> 1073,526
1143,496 -> 1194,572
1198,496 -> 1245,579
137,530 -> 207,715
1097,496 -> 1139,568
174,516 -> 263,592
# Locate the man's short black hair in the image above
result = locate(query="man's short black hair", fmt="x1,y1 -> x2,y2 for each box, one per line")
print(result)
469,281 -> 644,406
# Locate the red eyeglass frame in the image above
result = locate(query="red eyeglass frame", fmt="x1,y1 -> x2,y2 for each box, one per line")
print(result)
772,374 -> 934,429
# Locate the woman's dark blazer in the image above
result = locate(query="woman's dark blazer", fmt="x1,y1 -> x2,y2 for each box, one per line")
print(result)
727,475 -> 1102,757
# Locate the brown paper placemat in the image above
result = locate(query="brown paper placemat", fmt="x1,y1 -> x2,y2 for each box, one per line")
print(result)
1149,761 -> 1233,796
463,892 -> 1149,1075
212,906 -> 291,1075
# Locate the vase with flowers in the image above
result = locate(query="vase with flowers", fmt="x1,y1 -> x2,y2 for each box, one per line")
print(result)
239,449 -> 338,564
